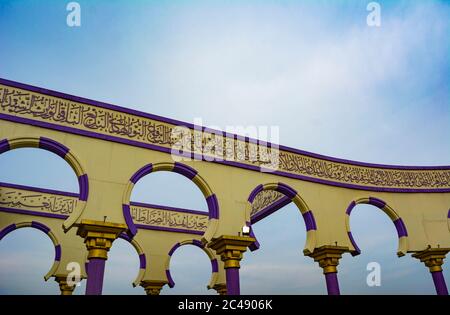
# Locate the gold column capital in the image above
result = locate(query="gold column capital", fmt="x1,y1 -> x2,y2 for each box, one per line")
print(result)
213,283 -> 227,295
77,219 -> 128,260
208,235 -> 256,269
412,248 -> 450,273
140,280 -> 168,295
306,245 -> 350,274
54,276 -> 75,295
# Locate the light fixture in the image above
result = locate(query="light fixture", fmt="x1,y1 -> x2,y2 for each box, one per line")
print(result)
242,225 -> 250,236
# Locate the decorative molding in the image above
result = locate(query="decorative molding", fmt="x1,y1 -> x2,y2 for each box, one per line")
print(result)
1,79 -> 449,192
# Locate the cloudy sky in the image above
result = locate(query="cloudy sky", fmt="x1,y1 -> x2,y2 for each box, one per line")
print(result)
0,0 -> 449,294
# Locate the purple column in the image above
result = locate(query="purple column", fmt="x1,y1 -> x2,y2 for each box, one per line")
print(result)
226,268 -> 240,295
431,271 -> 449,295
85,258 -> 106,295
325,272 -> 340,295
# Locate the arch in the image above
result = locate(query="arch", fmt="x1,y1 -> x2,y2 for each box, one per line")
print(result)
345,197 -> 409,257
0,137 -> 88,231
118,232 -> 147,287
0,221 -> 61,281
164,239 -> 219,290
122,162 -> 219,241
245,182 -> 317,255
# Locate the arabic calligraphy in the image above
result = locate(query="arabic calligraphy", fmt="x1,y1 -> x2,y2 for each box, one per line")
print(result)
250,190 -> 285,217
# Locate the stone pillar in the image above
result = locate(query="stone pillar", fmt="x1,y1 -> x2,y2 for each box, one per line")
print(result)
140,280 -> 168,295
213,283 -> 227,295
77,220 -> 127,295
55,276 -> 76,295
208,235 -> 256,295
306,245 -> 349,295
412,248 -> 449,295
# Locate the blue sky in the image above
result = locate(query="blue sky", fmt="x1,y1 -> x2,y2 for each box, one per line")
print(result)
0,0 -> 449,294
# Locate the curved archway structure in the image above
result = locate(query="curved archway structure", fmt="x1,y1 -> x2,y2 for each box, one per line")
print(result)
122,162 -> 219,241
165,239 -> 219,290
0,137 -> 88,230
118,232 -> 147,287
0,221 -> 61,280
345,197 -> 409,257
245,182 -> 317,255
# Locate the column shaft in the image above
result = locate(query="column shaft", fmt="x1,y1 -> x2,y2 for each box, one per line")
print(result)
431,271 -> 449,295
85,258 -> 106,295
324,272 -> 340,295
225,268 -> 240,295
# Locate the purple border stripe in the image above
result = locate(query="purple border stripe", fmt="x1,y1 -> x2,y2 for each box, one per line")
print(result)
31,221 -> 51,234
39,137 -> 69,158
54,244 -> 61,261
168,243 -> 181,256
393,218 -> 408,237
346,201 -> 356,215
206,194 -> 219,219
1,113 -> 448,193
130,163 -> 153,184
0,139 -> 10,154
0,224 -> 16,240
78,174 -> 88,201
173,162 -> 197,180
0,206 -> 69,220
192,239 -> 204,248
368,197 -> 386,209
302,211 -> 317,231
251,196 -> 292,224
0,181 -> 79,198
0,78 -> 449,171
135,224 -> 205,235
248,184 -> 263,203
166,269 -> 175,288
122,204 -> 137,237
139,254 -> 146,269
211,259 -> 219,273
448,209 -> 450,219
348,231 -> 361,256
276,183 -> 298,199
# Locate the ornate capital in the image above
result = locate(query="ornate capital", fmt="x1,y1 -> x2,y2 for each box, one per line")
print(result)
412,248 -> 450,273
213,283 -> 227,295
140,280 -> 168,295
306,245 -> 350,274
54,276 -> 75,295
208,235 -> 256,269
77,220 -> 127,260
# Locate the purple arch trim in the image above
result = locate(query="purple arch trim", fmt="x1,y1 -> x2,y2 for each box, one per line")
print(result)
173,162 -> 198,180
348,231 -> 361,256
31,221 -> 50,234
206,194 -> 219,219
39,137 -> 69,159
302,211 -> 317,231
393,218 -> 408,237
168,243 -> 181,256
368,197 -> 386,209
248,184 -> 263,203
0,224 -> 16,240
166,269 -> 175,288
118,232 -> 132,242
130,163 -> 153,184
122,204 -> 137,237
276,182 -> 297,199
139,254 -> 146,269
192,239 -> 204,248
346,201 -> 356,215
54,245 -> 61,261
211,259 -> 219,272
448,209 -> 450,218
0,139 -> 10,154
78,174 -> 89,201
247,221 -> 260,252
